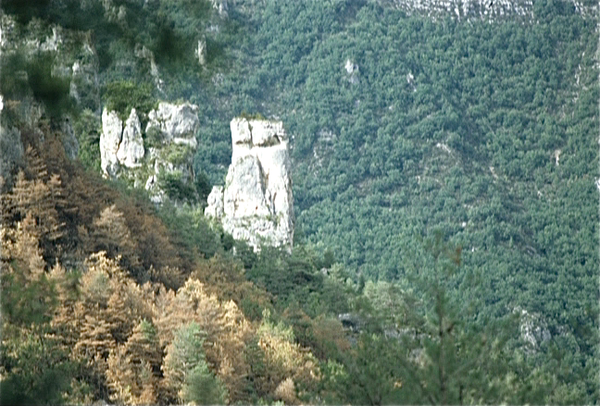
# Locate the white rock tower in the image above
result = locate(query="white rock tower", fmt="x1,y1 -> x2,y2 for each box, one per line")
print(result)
205,117 -> 294,251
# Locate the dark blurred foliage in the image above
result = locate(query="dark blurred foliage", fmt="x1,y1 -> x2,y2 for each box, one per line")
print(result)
0,51 -> 74,119
26,53 -> 75,118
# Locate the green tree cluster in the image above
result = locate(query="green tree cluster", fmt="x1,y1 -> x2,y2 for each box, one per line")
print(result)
1,0 -> 598,403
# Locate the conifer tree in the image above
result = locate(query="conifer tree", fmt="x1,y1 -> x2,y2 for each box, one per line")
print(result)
341,232 -> 547,405
162,322 -> 228,405
83,205 -> 140,272
3,147 -> 69,264
1,215 -> 55,325
156,278 -> 253,402
24,145 -> 49,181
253,309 -> 319,402
72,252 -> 154,398
48,263 -> 82,348
5,171 -> 65,246
0,219 -> 79,405
105,320 -> 161,405
125,319 -> 162,373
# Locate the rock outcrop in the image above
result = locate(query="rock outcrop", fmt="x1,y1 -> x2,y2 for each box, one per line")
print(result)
516,307 -> 551,350
0,124 -> 24,186
146,102 -> 199,148
0,95 -> 23,184
117,109 -> 144,168
61,119 -> 79,160
100,109 -> 127,177
211,0 -> 229,18
205,118 -> 294,251
100,102 -> 200,204
379,0 -> 597,20
345,59 -> 360,85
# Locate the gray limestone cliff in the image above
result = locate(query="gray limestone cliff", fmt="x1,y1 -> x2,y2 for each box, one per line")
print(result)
378,0 -> 597,20
0,15 -> 86,185
100,102 -> 199,204
205,118 -> 294,251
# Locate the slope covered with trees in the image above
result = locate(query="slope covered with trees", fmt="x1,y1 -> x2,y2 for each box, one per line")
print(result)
194,1 -> 599,402
0,128 -> 344,404
0,0 -> 598,404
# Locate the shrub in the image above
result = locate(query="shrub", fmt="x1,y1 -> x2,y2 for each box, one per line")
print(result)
162,144 -> 193,166
157,170 -> 197,203
72,109 -> 101,172
103,81 -> 156,121
240,110 -> 267,120
194,171 -> 212,203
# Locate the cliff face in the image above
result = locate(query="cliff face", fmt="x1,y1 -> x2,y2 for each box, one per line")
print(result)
100,102 -> 199,204
205,118 -> 294,251
0,14 -> 88,185
378,0 -> 596,20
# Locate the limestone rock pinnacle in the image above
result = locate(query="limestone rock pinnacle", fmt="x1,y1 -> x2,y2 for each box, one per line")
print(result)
117,108 -> 144,168
206,117 -> 294,251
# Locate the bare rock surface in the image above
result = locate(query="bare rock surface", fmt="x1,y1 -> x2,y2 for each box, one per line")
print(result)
116,108 -> 144,168
100,109 -> 123,177
146,102 -> 199,148
206,118 -> 294,251
100,102 -> 199,205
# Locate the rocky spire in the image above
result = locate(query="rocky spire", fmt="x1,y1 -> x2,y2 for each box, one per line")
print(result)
205,118 -> 294,251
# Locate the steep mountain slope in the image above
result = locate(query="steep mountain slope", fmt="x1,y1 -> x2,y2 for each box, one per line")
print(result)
192,0 -> 599,399
202,0 -> 598,276
1,0 -> 598,403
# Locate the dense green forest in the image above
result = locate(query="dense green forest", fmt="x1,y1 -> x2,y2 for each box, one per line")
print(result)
1,0 -> 598,404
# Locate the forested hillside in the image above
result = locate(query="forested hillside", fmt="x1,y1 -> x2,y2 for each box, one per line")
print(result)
196,1 -> 600,401
1,0 -> 598,404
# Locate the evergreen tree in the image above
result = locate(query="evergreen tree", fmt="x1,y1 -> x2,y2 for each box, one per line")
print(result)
0,218 -> 80,405
355,232 -> 553,405
162,322 -> 228,405
105,320 -> 161,405
156,278 -> 252,402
